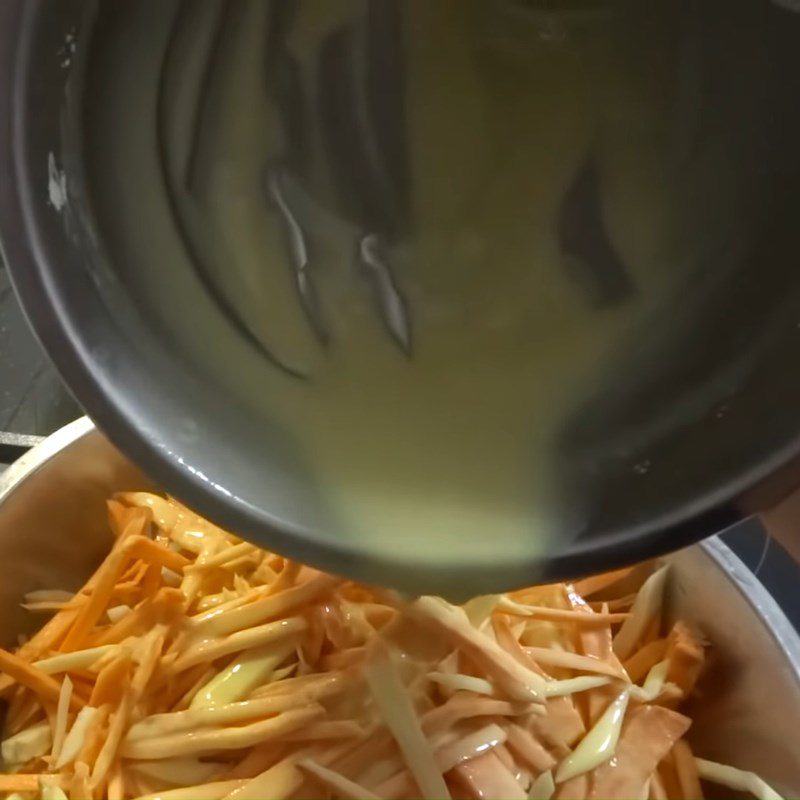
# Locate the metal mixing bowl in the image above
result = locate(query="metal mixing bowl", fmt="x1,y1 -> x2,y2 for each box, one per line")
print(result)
0,418 -> 799,794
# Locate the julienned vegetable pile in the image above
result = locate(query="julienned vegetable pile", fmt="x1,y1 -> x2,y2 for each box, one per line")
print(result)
0,493 -> 784,800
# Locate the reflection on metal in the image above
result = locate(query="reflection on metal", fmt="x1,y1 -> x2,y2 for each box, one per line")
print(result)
265,165 -> 328,345
358,233 -> 412,356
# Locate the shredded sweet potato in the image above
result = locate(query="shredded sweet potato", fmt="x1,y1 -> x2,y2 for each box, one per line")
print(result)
0,492 -> 784,800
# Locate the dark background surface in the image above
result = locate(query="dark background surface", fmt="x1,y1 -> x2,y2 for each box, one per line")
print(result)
0,253 -> 797,629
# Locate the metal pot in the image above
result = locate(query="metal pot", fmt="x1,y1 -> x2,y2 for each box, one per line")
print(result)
0,418 -> 798,794
2,1 -> 800,593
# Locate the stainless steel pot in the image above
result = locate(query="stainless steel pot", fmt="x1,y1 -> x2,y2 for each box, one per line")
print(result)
0,419 -> 799,794
3,0 -> 800,595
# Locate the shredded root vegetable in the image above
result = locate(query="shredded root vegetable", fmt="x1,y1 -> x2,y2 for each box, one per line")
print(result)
0,491 -> 785,800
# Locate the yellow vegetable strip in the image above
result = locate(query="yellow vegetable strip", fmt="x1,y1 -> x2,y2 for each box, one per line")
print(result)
365,642 -> 451,800
695,757 -> 784,800
435,722 -> 507,772
121,705 -> 324,759
0,720 -> 51,764
55,705 -> 98,769
127,691 -> 332,741
170,617 -> 306,672
556,688 -> 631,782
190,542 -> 257,570
50,674 -> 73,762
672,740 -> 703,800
34,645 -> 119,675
189,638 -> 297,708
529,769 -> 556,800
427,671 -> 495,696
189,574 -> 339,639
524,647 -> 629,679
613,567 -> 669,661
545,675 -> 612,697
411,596 -> 546,702
497,597 -> 630,625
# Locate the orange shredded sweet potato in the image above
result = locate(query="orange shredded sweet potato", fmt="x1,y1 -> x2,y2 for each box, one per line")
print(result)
0,648 -> 81,710
0,491 -> 780,800
0,773 -> 68,792
665,622 -> 706,699
672,739 -> 703,800
624,638 -> 669,684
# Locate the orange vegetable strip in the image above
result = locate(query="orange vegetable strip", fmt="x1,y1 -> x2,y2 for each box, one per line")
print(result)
118,560 -> 149,585
107,764 -> 125,800
268,560 -> 302,595
498,604 -> 630,625
92,628 -> 166,788
77,701 -> 112,768
91,691 -> 132,791
665,622 -> 706,697
107,498 -> 135,537
655,755 -> 684,800
571,566 -> 638,597
2,608 -> 80,671
624,639 -> 668,685
524,647 -> 628,679
61,544 -> 133,652
91,587 -> 183,647
5,686 -> 41,735
672,740 -> 703,800
90,652 -> 132,707
0,774 -> 68,792
0,647 -> 81,710
649,769 -> 670,800
124,535 -> 191,574
422,696 -> 529,734
493,615 -> 548,677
